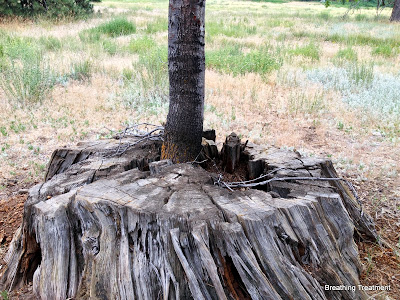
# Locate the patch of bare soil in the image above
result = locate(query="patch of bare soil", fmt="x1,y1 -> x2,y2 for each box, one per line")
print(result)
0,180 -> 37,300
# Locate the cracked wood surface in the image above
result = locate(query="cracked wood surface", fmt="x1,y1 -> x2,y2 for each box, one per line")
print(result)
0,138 -> 373,299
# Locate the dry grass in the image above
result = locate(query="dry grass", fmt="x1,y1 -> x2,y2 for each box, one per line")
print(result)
0,0 -> 399,297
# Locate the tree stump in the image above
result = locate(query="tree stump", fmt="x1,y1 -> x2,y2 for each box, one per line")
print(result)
0,136 -> 377,300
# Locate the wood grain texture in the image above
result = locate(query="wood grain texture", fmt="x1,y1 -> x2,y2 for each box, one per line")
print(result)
0,138 -> 374,300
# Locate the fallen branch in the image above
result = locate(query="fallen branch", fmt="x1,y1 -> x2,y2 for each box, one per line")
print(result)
110,123 -> 164,157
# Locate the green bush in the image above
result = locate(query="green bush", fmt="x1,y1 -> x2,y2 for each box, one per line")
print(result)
0,0 -> 93,18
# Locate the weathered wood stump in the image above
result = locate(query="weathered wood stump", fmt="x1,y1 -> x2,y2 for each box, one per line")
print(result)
0,136 -> 377,299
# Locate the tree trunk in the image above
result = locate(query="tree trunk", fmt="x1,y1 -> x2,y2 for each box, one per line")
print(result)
161,0 -> 206,163
390,0 -> 400,21
0,137 -> 378,299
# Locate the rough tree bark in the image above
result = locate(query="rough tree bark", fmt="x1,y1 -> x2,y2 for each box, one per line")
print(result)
390,0 -> 400,21
161,0 -> 206,163
0,137 -> 378,299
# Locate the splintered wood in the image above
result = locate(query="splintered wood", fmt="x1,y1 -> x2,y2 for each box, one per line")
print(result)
0,137 -> 377,300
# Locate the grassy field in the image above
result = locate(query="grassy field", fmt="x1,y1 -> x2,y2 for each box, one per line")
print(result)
0,0 -> 399,297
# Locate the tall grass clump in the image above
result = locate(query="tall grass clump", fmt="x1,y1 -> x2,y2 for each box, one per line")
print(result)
206,45 -> 281,76
145,17 -> 167,34
80,18 -> 136,41
206,20 -> 257,39
127,36 -> 156,54
289,42 -> 320,61
102,39 -> 118,55
69,59 -> 93,82
38,36 -> 62,51
0,54 -> 54,107
95,17 -> 136,37
372,44 -> 394,57
0,34 -> 54,106
334,47 -> 358,64
120,46 -> 169,115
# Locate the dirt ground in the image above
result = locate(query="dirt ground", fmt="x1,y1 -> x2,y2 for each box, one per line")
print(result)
0,146 -> 399,299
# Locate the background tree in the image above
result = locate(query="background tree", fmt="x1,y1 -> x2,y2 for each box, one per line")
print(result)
390,0 -> 400,20
0,0 -> 93,18
161,0 -> 206,163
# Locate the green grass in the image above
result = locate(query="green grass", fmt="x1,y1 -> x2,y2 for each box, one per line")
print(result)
372,44 -> 395,57
145,17 -> 167,34
70,59 -> 93,82
206,45 -> 282,76
334,47 -> 358,65
207,19 -> 257,39
348,63 -> 374,86
80,17 -> 136,42
0,54 -> 54,107
120,46 -> 169,114
38,36 -> 62,51
127,36 -> 156,53
289,42 -> 320,61
326,33 -> 400,48
102,39 -> 118,55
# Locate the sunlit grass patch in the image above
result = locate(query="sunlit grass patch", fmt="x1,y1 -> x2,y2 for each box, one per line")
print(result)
101,39 -> 119,55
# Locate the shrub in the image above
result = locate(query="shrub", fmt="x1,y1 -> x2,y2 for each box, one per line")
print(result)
0,0 -> 93,18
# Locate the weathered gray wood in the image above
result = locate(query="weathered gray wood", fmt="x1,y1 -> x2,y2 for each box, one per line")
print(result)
221,133 -> 241,173
0,138 -> 375,300
202,138 -> 218,160
242,142 -> 378,241
202,129 -> 216,142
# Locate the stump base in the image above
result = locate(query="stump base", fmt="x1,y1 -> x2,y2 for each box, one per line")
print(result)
0,136 -> 377,300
